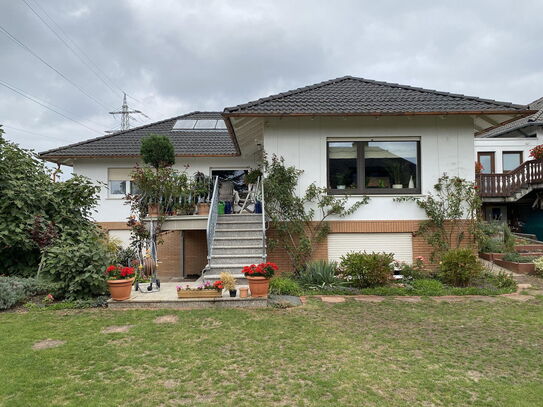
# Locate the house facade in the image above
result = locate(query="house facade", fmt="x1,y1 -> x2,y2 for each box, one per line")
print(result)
40,76 -> 532,279
475,97 -> 543,238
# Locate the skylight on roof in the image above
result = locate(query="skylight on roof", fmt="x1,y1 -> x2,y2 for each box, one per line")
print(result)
172,119 -> 226,130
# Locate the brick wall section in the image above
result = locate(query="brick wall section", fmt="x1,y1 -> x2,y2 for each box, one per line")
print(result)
156,231 -> 182,280
183,230 -> 208,277
267,220 -> 473,273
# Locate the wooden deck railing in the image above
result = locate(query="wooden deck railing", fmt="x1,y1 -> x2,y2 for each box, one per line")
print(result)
476,159 -> 543,197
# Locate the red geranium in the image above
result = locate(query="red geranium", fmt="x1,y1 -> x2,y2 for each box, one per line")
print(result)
241,262 -> 277,278
213,280 -> 224,291
105,265 -> 135,280
530,145 -> 543,160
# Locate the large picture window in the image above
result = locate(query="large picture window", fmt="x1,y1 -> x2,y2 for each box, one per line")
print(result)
328,140 -> 420,194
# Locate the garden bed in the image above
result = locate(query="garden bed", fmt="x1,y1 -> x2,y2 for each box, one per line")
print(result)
494,259 -> 536,274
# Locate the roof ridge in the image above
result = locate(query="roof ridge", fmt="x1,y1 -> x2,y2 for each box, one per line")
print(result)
39,111 -> 220,156
224,75 -> 526,114
224,76 -> 353,113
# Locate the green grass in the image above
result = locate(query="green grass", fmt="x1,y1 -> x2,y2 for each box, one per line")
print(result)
1,298 -> 543,406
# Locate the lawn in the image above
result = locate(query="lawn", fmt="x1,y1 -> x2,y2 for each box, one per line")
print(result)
1,298 -> 543,406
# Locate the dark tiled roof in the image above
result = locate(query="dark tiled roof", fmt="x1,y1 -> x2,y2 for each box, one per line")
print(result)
39,112 -> 238,161
478,97 -> 543,138
224,76 -> 528,115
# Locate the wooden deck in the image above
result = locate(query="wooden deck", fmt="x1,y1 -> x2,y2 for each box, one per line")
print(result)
477,159 -> 543,200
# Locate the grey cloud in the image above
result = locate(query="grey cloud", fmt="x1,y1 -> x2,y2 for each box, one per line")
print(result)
1,0 -> 543,154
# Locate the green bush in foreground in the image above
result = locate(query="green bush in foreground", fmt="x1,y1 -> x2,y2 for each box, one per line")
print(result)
340,252 -> 394,288
298,260 -> 344,289
269,276 -> 302,296
0,277 -> 60,310
439,248 -> 483,287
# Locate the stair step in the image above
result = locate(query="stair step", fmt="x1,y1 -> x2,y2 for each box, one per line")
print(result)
217,222 -> 261,230
213,245 -> 263,249
213,237 -> 264,247
217,219 -> 261,224
215,230 -> 263,238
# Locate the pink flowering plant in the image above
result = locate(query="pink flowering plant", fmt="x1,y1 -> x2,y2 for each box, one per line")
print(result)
176,280 -> 223,292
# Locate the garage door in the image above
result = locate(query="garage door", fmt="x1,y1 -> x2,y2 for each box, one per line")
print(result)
328,233 -> 413,263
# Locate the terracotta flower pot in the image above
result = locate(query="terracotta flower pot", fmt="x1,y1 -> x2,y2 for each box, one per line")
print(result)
247,276 -> 269,298
107,277 -> 135,301
197,202 -> 210,215
148,204 -> 160,217
239,287 -> 249,298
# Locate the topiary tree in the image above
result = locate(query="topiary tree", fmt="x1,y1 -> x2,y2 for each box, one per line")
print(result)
140,134 -> 175,170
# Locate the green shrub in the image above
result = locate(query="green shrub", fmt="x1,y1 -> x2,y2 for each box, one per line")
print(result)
298,260 -> 344,289
340,252 -> 394,288
503,252 -> 537,263
487,271 -> 517,290
480,238 -> 505,253
533,257 -> 543,277
0,277 -> 60,310
113,246 -> 138,267
42,229 -> 111,299
411,279 -> 445,295
269,276 -> 302,296
439,249 -> 483,287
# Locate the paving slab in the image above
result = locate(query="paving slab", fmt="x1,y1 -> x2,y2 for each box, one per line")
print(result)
320,296 -> 346,303
517,284 -> 533,290
500,293 -> 535,302
353,295 -> 385,303
394,296 -> 422,303
154,315 -> 178,324
431,296 -> 467,303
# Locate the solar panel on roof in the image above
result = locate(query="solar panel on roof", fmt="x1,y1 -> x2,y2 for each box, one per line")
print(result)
194,119 -> 217,129
173,119 -> 197,129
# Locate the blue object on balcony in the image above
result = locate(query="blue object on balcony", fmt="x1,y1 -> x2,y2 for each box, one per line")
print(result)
255,201 -> 262,214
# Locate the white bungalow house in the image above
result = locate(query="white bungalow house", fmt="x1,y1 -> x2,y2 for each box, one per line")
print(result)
475,97 -> 543,238
40,76 -> 533,280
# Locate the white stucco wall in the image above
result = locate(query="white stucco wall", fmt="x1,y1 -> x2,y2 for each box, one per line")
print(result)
263,115 -> 475,221
474,130 -> 543,173
73,156 -> 257,222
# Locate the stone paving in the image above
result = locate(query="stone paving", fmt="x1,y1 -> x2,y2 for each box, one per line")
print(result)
304,283 -> 537,305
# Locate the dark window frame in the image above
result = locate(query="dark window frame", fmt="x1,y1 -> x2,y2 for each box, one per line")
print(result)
477,151 -> 495,174
502,151 -> 523,173
327,140 -> 422,195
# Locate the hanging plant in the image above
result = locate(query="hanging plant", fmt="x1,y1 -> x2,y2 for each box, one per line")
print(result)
529,145 -> 543,160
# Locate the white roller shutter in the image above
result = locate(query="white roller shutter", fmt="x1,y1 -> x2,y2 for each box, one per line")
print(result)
328,233 -> 413,263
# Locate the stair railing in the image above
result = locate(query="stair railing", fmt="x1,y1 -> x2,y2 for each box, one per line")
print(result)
257,175 -> 267,262
206,176 -> 220,263
477,159 -> 543,197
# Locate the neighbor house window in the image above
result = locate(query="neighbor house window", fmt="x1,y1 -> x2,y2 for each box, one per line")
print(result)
108,168 -> 137,198
477,152 -> 495,174
328,140 -> 420,194
502,151 -> 523,172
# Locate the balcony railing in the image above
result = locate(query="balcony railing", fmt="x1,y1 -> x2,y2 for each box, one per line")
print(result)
476,159 -> 543,197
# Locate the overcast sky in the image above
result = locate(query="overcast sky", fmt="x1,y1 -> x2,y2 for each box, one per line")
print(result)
1,0 -> 543,155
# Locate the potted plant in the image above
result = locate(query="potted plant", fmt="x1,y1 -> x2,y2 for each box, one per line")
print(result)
193,172 -> 211,215
241,262 -> 278,297
335,173 -> 347,189
105,265 -> 136,301
176,280 -> 223,298
220,272 -> 237,297
385,160 -> 404,189
530,144 -> 543,160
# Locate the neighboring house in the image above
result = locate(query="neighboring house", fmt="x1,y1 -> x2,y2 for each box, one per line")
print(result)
40,76 -> 532,280
475,97 -> 543,238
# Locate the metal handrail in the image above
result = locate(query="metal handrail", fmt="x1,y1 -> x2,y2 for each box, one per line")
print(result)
258,175 -> 267,261
206,176 -> 220,262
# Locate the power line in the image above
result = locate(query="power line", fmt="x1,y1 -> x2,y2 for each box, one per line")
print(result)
25,0 -> 145,109
2,124 -> 73,142
0,80 -> 111,129
21,0 -> 120,99
0,23 -> 112,112
0,79 -> 102,134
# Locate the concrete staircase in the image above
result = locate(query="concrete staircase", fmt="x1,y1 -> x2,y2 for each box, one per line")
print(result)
203,213 -> 266,283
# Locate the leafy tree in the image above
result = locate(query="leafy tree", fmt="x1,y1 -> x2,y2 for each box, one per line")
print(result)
140,134 -> 175,170
263,154 -> 369,273
0,128 -> 111,298
395,175 -> 482,262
